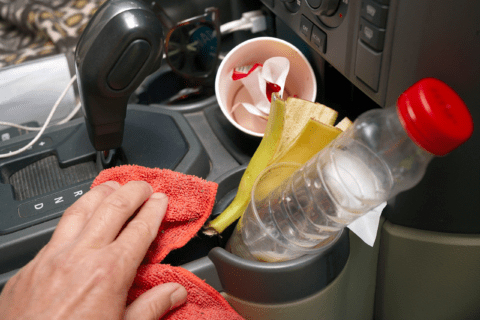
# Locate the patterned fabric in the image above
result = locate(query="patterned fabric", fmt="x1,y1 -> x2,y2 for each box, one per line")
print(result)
0,0 -> 107,68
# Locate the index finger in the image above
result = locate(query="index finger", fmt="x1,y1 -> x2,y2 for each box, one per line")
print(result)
78,181 -> 153,248
112,193 -> 168,269
49,181 -> 121,248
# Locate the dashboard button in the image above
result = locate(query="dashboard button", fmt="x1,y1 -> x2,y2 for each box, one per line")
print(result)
355,39 -> 382,92
361,0 -> 389,28
359,18 -> 385,51
307,0 -> 340,16
300,15 -> 314,40
311,26 -> 327,53
284,0 -> 301,13
307,0 -> 322,7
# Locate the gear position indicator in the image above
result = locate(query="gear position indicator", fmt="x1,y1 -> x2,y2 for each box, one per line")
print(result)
18,182 -> 90,218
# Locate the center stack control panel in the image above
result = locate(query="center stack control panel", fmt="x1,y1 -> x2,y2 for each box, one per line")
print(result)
261,0 -> 395,106
259,0 -> 480,111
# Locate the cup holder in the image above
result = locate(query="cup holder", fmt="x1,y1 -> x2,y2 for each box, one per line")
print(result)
176,165 -> 350,305
133,65 -> 217,112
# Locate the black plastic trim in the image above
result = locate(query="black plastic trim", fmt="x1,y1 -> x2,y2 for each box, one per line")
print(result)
152,95 -> 219,114
204,105 -> 261,165
209,230 -> 349,303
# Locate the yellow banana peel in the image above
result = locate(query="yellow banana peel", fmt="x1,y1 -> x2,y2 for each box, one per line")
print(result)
272,118 -> 343,164
206,95 -> 352,234
274,97 -> 338,158
206,95 -> 286,234
335,117 -> 353,131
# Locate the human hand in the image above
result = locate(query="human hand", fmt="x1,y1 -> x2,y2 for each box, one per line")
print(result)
0,180 -> 187,320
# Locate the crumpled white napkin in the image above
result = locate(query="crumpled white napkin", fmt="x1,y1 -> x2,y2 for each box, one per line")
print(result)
347,202 -> 387,247
230,57 -> 290,117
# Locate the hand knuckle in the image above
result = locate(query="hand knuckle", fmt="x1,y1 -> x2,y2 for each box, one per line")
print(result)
147,302 -> 163,318
104,194 -> 131,211
129,220 -> 154,238
91,185 -> 114,199
128,180 -> 150,190
109,246 -> 134,274
62,206 -> 85,219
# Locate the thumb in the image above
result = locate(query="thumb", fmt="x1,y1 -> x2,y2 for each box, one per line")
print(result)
125,283 -> 187,320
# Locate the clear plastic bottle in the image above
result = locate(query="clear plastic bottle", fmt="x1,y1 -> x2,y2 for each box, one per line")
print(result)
228,78 -> 474,262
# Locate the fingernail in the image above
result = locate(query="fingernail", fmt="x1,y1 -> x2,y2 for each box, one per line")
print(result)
150,192 -> 167,200
170,285 -> 188,310
102,181 -> 120,190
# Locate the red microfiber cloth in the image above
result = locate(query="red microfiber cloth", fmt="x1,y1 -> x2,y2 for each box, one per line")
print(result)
91,165 -> 244,320
92,165 -> 217,264
128,264 -> 242,319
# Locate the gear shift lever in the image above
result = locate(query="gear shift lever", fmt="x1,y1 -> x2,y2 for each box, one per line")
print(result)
0,1 -> 212,237
75,0 -> 164,152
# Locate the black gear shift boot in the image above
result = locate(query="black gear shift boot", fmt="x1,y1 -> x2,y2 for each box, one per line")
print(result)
0,106 -> 209,237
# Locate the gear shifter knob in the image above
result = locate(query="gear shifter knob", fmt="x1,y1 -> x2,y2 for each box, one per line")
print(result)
75,0 -> 164,151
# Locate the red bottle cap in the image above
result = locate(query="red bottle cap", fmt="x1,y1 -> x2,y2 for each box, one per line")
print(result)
397,78 -> 474,156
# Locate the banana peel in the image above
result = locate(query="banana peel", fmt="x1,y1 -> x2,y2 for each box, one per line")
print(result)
274,97 -> 338,159
206,95 -> 352,234
335,117 -> 353,131
272,118 -> 342,164
205,95 -> 286,235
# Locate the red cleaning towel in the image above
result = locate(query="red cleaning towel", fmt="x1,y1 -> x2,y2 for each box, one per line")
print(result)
92,165 -> 218,264
128,264 -> 243,320
91,165 -> 244,320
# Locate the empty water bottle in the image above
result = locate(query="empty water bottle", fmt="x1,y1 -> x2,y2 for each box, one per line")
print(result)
228,78 -> 474,262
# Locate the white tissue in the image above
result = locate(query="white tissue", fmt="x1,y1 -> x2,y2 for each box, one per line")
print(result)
230,101 -> 266,117
233,57 -> 290,117
238,66 -> 269,114
347,202 -> 387,247
261,57 -> 290,99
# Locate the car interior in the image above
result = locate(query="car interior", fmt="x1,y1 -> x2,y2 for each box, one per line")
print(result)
0,0 -> 479,319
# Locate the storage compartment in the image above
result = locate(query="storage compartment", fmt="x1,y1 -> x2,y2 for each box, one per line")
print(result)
134,65 -> 217,111
376,220 -> 480,320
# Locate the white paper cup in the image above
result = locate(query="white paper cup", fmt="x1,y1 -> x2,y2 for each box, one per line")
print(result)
215,37 -> 317,137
